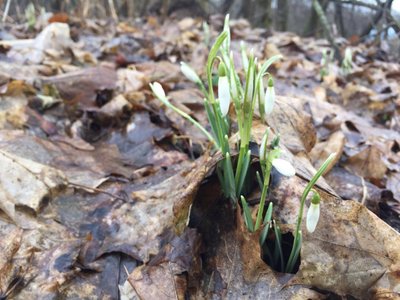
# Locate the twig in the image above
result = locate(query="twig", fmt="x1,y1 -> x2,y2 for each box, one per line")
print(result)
360,176 -> 368,206
2,0 -> 12,23
67,182 -> 128,202
108,0 -> 118,22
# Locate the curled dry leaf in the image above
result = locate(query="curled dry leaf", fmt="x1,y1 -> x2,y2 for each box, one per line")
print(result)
0,130 -> 131,189
346,145 -> 388,181
42,67 -> 117,108
292,192 -> 400,299
267,171 -> 400,299
0,149 -> 67,228
128,228 -> 201,299
309,130 -> 345,172
79,156 -> 211,264
269,96 -> 317,154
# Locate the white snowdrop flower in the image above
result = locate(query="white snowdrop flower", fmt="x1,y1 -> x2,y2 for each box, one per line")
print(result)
272,158 -> 295,177
306,202 -> 320,233
150,82 -> 166,100
264,77 -> 275,115
218,75 -> 230,117
180,62 -> 201,84
306,191 -> 321,233
218,76 -> 230,116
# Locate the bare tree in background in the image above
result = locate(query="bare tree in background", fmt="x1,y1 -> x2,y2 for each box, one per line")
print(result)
276,0 -> 288,31
334,0 -> 345,36
304,0 -> 329,37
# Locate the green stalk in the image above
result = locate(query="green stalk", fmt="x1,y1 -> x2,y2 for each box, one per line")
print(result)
285,231 -> 302,273
206,31 -> 228,100
152,88 -> 217,147
224,152 -> 236,202
260,202 -> 273,245
237,149 -> 251,197
255,161 -> 272,230
203,99 -> 219,147
241,196 -> 254,232
273,220 -> 284,272
285,153 -> 336,273
256,171 -> 263,191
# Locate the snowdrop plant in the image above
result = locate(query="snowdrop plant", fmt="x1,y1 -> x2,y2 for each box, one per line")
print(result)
241,128 -> 295,235
150,15 -> 335,274
151,15 -> 281,204
341,47 -> 353,75
245,152 -> 335,273
320,49 -> 334,78
285,152 -> 336,273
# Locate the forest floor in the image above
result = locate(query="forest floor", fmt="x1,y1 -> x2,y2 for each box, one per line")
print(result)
0,14 -> 399,299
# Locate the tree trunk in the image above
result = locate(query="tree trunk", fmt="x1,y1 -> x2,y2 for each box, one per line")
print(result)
334,0 -> 345,36
304,0 -> 329,37
277,0 -> 288,31
312,0 -> 341,60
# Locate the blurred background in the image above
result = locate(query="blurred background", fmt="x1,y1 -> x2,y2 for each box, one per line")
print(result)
1,0 -> 399,39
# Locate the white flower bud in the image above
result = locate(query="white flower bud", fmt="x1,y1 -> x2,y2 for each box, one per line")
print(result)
150,82 -> 166,100
218,76 -> 230,116
264,77 -> 275,115
180,62 -> 201,83
344,47 -> 352,63
272,158 -> 295,177
306,202 -> 320,233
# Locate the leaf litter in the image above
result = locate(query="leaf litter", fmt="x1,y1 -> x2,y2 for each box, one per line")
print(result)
0,13 -> 399,299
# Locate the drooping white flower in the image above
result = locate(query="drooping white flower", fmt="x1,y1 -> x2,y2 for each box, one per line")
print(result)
218,63 -> 230,117
272,158 -> 295,177
306,191 -> 321,233
218,76 -> 230,116
180,62 -> 201,84
150,82 -> 166,100
264,77 -> 275,115
306,202 -> 320,233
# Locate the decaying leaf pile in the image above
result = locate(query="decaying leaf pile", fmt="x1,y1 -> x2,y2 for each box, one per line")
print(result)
0,15 -> 399,299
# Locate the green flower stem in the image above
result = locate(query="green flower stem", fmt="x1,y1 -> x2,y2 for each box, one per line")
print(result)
255,160 -> 272,230
273,220 -> 284,271
285,153 -> 336,273
155,93 -> 217,147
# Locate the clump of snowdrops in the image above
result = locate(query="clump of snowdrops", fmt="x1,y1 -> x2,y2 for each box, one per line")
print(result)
150,15 -> 335,273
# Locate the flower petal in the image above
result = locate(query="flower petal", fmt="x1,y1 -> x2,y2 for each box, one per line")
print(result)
264,83 -> 275,115
306,202 -> 320,233
150,82 -> 166,100
272,158 -> 295,177
218,76 -> 230,116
